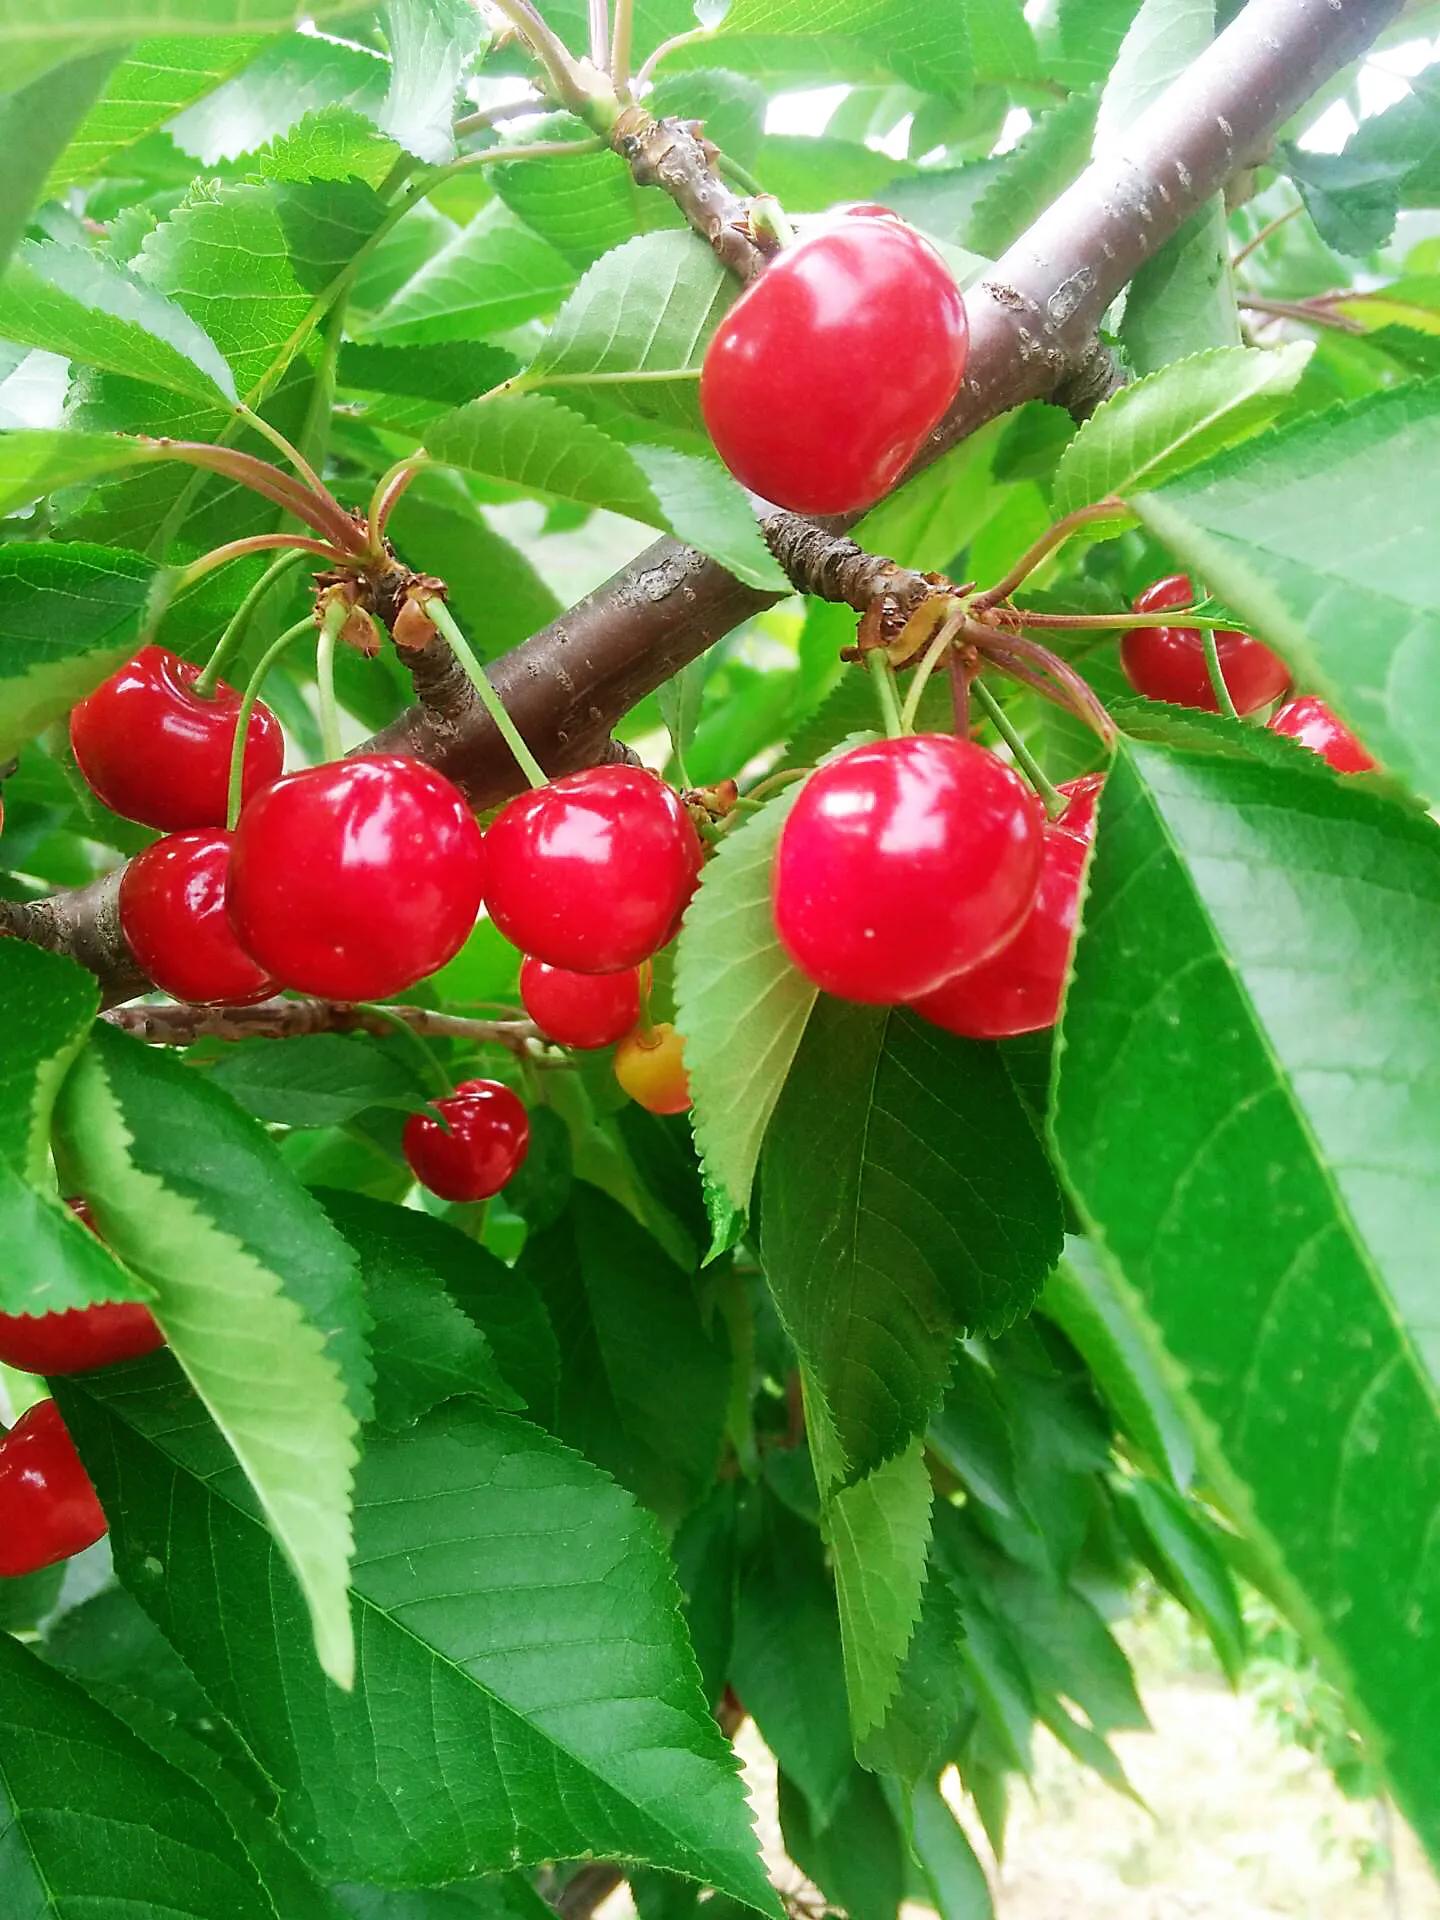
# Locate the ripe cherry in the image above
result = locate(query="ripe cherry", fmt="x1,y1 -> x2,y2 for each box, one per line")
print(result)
0,1399 -> 107,1576
227,755 -> 484,999
1268,696 -> 1375,773
70,646 -> 283,830
700,214 -> 968,515
403,1079 -> 530,1202
480,766 -> 702,975
911,774 -> 1103,1041
119,829 -> 276,1007
614,1022 -> 691,1115
1121,575 -> 1289,715
773,735 -> 1044,1005
0,1299 -> 165,1375
520,957 -> 642,1050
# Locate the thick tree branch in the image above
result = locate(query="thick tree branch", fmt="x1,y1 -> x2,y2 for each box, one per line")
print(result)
105,999 -> 538,1048
5,0 -> 1403,993
610,104 -> 764,278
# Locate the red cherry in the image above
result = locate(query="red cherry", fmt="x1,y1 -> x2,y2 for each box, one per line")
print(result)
227,756 -> 484,999
1121,574 -> 1289,715
773,735 -> 1044,1004
520,957 -> 642,1049
0,1299 -> 165,1375
1268,696 -> 1375,773
403,1079 -> 530,1202
700,216 -> 968,515
911,774 -> 1102,1041
0,1399 -> 107,1576
480,766 -> 702,974
70,646 -> 283,830
119,829 -> 277,1007
614,1023 -> 691,1114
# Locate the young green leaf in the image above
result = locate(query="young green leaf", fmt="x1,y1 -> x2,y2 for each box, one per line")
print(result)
167,33 -> 389,165
361,204 -> 576,347
760,1003 -> 1065,1486
376,0 -> 488,165
65,1376 -> 779,1913
488,124 -> 683,269
1051,342 -> 1312,517
1053,731 -> 1440,1857
827,1440 -> 933,1744
1118,1476 -> 1245,1682
0,1630 -> 276,1918
53,1024 -> 366,1688
860,1573 -> 970,1784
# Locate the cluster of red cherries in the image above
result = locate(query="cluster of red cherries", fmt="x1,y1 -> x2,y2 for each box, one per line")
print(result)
771,575 -> 1373,1037
69,645 -> 702,1202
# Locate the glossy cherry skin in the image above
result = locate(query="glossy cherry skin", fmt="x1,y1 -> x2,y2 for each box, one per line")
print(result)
1268,696 -> 1375,773
700,216 -> 968,515
520,957 -> 642,1050
480,766 -> 703,974
773,735 -> 1044,1005
0,1399 -> 108,1576
403,1079 -> 530,1202
227,755 -> 484,1000
119,829 -> 277,1007
910,774 -> 1102,1041
1120,574 -> 1289,716
70,646 -> 283,830
0,1298 -> 165,1376
614,1023 -> 691,1115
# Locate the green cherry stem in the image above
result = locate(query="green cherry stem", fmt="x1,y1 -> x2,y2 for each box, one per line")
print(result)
1202,626 -> 1241,720
422,596 -> 549,790
225,615 -> 314,830
867,650 -> 906,741
749,194 -> 797,249
194,549 -> 310,699
314,596 -> 348,764
899,611 -> 964,733
364,1003 -> 454,1100
970,677 -> 1065,817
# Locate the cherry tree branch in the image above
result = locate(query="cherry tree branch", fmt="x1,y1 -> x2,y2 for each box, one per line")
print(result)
105,999 -> 539,1049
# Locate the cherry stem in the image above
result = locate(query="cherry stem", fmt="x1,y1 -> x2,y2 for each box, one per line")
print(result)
636,959 -> 655,1043
748,196 -> 797,249
970,677 -> 1066,817
314,596 -> 348,764
866,651 -> 906,740
174,533 -> 342,599
225,615 -> 314,830
742,767 -> 809,806
1231,200 -> 1303,270
368,456 -> 426,550
194,549 -> 310,699
1013,606 -> 1235,631
233,402 -> 338,511
364,1003 -> 455,1099
440,135 -> 607,178
484,0 -> 595,116
452,95 -> 544,140
422,596 -> 549,790
608,0 -> 632,87
969,499 -> 1125,610
899,611 -> 964,733
1201,626 -> 1241,720
157,442 -> 360,549
633,25 -> 712,91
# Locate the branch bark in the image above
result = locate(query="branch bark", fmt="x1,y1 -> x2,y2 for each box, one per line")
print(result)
105,999 -> 538,1048
5,0 -> 1404,994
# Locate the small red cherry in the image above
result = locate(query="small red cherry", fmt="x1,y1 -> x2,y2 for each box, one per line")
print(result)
70,646 -> 283,830
227,755 -> 484,999
0,1299 -> 165,1375
911,774 -> 1102,1041
0,1399 -> 107,1576
520,957 -> 642,1049
1267,696 -> 1375,773
700,215 -> 968,514
119,829 -> 277,1007
403,1079 -> 530,1202
1121,574 -> 1289,715
773,735 -> 1044,1005
614,1023 -> 691,1114
480,766 -> 702,974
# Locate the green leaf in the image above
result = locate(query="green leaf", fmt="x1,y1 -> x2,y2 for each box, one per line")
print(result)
0,942 -> 149,1316
779,1765 -> 906,1920
0,540 -> 159,760
1130,382 -> 1440,805
1042,1238 -> 1195,1489
1121,202 -> 1239,374
42,36 -> 267,192
167,34 -> 389,165
386,473 -> 561,656
0,1630 -> 276,1918
1051,343 -> 1312,517
928,1348 -> 1024,1518
828,1441 -> 933,1744
1345,66 -> 1440,212
334,1879 -> 557,1920
53,1024 -> 365,1688
362,204 -> 576,346
207,1033 -> 428,1129
488,116 -> 684,268
731,1489 -> 852,1824
0,48 -> 119,271
1093,0 -> 1210,145
1119,1477 -> 1245,1682
1279,141 -> 1407,258
516,1184 -> 729,1523
760,1003 -> 1064,1486
703,0 -> 972,103
860,1573 -> 969,1783
317,1190 -> 523,1429
377,0 -> 487,165
67,1378 -> 779,1911
675,783 -> 818,1230
1052,731 -> 1440,1858
0,239 -> 236,399
902,1779 -> 994,1920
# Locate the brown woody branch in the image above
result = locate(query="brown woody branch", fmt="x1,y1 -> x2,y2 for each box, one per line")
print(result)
610,105 -> 765,279
1,0 -> 1404,998
104,998 -> 538,1049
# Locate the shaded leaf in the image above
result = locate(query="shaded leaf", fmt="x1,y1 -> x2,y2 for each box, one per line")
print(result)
829,1441 -> 933,1744
0,48 -> 119,271
362,203 -> 576,346
207,1033 -> 428,1129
